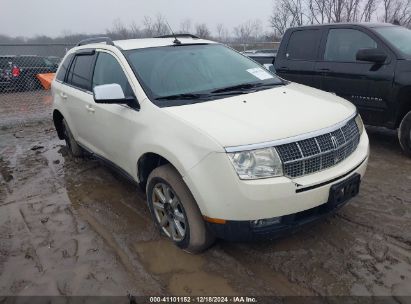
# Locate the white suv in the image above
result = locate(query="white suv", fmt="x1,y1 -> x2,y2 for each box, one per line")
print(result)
52,35 -> 369,252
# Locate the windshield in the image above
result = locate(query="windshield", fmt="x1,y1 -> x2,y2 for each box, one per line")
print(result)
375,26 -> 411,57
125,44 -> 284,106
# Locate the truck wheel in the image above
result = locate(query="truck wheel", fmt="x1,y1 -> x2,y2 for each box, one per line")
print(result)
62,119 -> 83,157
399,111 -> 411,157
146,164 -> 215,253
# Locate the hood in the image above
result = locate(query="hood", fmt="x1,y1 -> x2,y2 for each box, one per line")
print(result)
163,82 -> 356,148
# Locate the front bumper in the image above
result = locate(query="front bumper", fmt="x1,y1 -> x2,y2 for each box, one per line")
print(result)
206,185 -> 353,241
184,131 -> 369,221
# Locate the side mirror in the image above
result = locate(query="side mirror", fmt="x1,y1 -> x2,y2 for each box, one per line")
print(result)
356,48 -> 387,64
93,83 -> 136,106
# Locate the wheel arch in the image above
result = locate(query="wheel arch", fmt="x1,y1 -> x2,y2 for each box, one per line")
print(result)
394,81 -> 411,128
137,152 -> 181,191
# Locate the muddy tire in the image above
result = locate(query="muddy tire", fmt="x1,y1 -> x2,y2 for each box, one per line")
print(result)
146,164 -> 215,253
399,111 -> 411,157
62,119 -> 83,157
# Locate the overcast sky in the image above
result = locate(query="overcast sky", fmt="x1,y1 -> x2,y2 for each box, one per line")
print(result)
0,0 -> 274,37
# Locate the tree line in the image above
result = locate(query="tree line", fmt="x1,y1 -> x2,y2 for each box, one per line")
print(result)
0,14 -> 275,45
270,0 -> 411,35
1,0 -> 410,45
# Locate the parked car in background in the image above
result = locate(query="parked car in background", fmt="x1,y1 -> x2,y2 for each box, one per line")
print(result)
275,23 -> 411,156
14,55 -> 59,91
52,36 -> 369,252
242,49 -> 278,55
244,52 -> 276,73
0,56 -> 17,92
47,56 -> 62,65
0,55 -> 58,92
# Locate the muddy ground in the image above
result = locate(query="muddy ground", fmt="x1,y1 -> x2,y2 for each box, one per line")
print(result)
0,91 -> 410,299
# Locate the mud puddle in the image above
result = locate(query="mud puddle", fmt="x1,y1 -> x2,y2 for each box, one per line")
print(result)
0,106 -> 411,296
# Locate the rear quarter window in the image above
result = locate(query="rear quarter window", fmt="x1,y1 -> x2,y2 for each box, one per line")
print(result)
286,29 -> 321,60
56,54 -> 73,82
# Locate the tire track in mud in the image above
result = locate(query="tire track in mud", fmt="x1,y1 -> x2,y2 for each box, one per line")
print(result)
0,110 -> 411,296
0,124 -> 161,295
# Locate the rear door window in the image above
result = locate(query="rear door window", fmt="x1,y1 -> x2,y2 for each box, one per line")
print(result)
286,30 -> 321,60
324,29 -> 377,62
66,53 -> 96,91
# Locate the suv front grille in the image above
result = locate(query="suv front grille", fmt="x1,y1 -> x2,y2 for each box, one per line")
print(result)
276,118 -> 360,178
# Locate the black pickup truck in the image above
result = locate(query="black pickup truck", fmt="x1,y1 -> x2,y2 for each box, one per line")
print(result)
274,23 -> 411,156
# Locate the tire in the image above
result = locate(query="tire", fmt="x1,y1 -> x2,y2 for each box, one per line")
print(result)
146,164 -> 215,253
399,111 -> 411,157
62,119 -> 83,157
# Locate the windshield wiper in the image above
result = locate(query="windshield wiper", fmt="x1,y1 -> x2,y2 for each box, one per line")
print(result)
211,82 -> 283,94
155,93 -> 209,101
211,83 -> 263,94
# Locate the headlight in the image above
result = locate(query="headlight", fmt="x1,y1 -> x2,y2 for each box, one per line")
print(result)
355,114 -> 364,135
228,147 -> 283,180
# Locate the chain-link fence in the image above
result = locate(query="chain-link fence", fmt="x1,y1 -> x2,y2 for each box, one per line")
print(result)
0,41 -> 279,127
0,43 -> 75,127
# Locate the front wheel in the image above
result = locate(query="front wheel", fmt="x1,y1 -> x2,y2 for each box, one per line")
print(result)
399,111 -> 411,157
146,164 -> 215,253
62,119 -> 83,157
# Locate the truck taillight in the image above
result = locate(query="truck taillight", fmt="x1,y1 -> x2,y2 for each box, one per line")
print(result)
12,66 -> 20,77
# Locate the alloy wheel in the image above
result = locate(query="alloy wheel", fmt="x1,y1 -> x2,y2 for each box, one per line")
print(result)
152,182 -> 186,241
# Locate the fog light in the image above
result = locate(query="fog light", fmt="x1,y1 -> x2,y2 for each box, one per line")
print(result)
251,217 -> 282,228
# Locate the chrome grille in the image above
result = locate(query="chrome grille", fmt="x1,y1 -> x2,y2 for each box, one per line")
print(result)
276,118 -> 360,178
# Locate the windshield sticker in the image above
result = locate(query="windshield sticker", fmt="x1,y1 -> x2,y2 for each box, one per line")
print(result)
246,68 -> 274,80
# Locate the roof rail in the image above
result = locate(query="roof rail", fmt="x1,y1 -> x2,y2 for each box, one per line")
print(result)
155,34 -> 200,39
77,37 -> 115,47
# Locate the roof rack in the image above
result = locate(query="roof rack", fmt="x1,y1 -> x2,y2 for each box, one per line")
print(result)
155,34 -> 200,39
77,37 -> 115,47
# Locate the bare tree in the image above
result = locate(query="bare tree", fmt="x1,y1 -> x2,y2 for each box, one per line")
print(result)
233,20 -> 263,42
143,14 -> 169,37
308,0 -> 329,24
216,23 -> 230,42
383,0 -> 411,25
360,0 -> 379,21
345,0 -> 362,21
195,23 -> 211,39
180,19 -> 192,33
129,22 -> 142,38
107,19 -> 133,39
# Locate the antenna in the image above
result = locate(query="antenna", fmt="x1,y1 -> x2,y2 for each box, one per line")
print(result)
166,21 -> 181,45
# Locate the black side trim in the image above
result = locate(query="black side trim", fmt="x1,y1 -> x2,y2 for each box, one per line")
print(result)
295,157 -> 367,193
78,143 -> 139,186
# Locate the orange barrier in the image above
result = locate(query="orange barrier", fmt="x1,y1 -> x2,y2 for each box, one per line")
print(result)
36,73 -> 56,90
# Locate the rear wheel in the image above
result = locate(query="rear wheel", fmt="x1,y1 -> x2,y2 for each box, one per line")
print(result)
62,119 -> 83,157
146,164 -> 215,253
399,111 -> 411,157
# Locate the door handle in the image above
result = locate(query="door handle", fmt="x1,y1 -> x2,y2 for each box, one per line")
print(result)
318,68 -> 330,71
86,105 -> 95,113
60,92 -> 68,99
